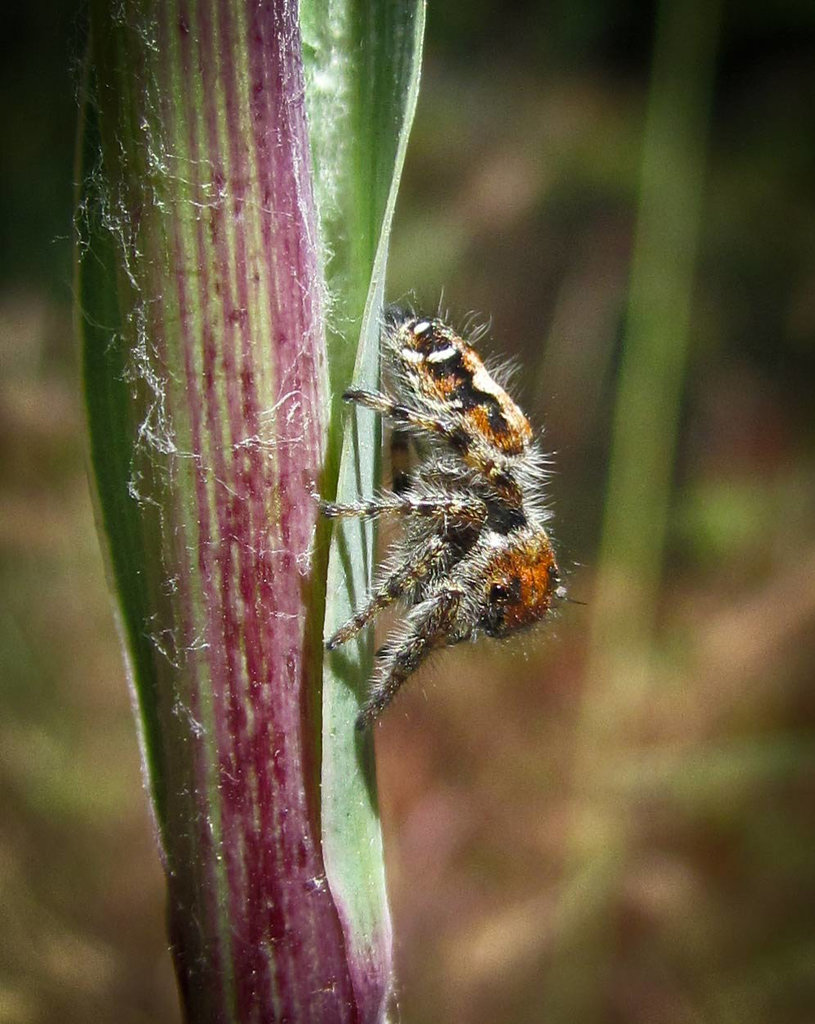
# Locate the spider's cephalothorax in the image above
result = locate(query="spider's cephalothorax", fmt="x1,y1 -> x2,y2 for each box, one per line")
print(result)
322,310 -> 564,729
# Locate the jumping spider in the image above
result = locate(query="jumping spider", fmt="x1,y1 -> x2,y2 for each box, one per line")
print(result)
322,309 -> 565,729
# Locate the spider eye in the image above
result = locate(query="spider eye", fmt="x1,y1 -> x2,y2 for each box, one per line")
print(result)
490,582 -> 509,603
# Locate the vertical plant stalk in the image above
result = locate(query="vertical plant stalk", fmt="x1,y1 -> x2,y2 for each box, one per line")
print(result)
76,0 -> 423,1020
544,0 -> 721,1018
301,1 -> 425,1014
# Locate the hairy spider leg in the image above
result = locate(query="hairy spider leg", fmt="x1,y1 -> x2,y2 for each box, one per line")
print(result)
327,536 -> 448,651
320,492 -> 487,525
356,587 -> 464,729
343,388 -> 469,452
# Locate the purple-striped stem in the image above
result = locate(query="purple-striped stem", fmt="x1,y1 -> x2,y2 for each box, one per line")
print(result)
78,0 -> 424,1019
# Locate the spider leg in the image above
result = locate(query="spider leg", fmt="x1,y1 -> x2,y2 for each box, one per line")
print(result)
356,586 -> 463,729
320,492 -> 486,525
343,388 -> 468,452
326,536 -> 448,651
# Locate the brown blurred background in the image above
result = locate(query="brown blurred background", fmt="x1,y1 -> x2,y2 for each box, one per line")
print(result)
2,2 -> 814,1022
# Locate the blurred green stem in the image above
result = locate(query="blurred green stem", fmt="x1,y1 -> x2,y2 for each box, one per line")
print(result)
595,0 -> 721,668
545,0 -> 721,1017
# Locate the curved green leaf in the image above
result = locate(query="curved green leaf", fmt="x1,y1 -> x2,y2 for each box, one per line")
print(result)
301,0 -> 426,1012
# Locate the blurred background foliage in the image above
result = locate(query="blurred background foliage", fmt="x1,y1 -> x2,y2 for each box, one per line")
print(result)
1,1 -> 814,1022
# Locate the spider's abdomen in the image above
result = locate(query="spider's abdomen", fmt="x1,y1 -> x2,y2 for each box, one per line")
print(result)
390,316 -> 533,457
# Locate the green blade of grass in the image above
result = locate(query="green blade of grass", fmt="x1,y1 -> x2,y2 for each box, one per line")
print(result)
301,0 -> 426,1011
